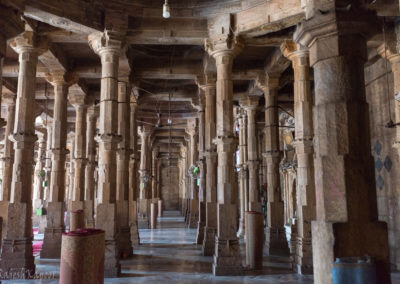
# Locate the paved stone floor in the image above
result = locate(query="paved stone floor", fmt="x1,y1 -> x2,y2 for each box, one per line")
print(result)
4,210 -> 400,283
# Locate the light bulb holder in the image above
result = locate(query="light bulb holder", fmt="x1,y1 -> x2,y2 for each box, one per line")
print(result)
163,2 -> 170,18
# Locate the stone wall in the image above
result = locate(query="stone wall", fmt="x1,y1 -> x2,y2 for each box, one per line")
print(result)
160,166 -> 180,210
365,57 -> 400,270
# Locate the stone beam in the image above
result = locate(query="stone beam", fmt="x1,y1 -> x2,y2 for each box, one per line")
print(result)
265,47 -> 291,75
23,2 -> 103,34
235,0 -> 304,37
39,44 -> 68,72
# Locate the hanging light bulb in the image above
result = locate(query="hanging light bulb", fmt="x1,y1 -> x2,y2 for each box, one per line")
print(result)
163,0 -> 170,18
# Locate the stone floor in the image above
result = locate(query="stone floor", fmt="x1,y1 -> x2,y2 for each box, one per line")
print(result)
4,210 -> 400,283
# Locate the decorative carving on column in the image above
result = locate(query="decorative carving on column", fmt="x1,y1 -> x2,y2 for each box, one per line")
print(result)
281,40 -> 315,274
0,31 -> 47,277
205,32 -> 243,275
138,125 -> 153,229
260,73 -> 290,257
89,30 -> 123,277
129,94 -> 140,245
0,93 -> 16,237
41,71 -> 76,259
32,133 -> 46,226
69,86 -> 88,212
294,5 -> 390,283
84,105 -> 99,228
116,81 -> 133,257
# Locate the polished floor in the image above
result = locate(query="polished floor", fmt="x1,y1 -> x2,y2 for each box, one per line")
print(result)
4,210 -> 400,283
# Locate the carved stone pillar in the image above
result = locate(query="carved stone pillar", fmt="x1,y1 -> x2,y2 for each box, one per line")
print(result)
236,107 -> 247,239
89,30 -> 123,277
281,41 -> 315,274
151,146 -> 159,202
294,6 -> 390,283
187,119 -> 199,228
201,74 -> 218,256
0,94 -> 16,236
180,147 -> 188,216
243,97 -> 261,212
67,132 -> 75,204
44,122 -> 52,202
84,106 -> 98,228
116,81 -> 133,257
0,31 -> 45,276
138,125 -> 153,229
128,95 -> 140,245
41,72 -> 74,259
69,90 -> 87,212
205,34 -> 243,275
263,74 -> 290,256
33,134 -> 46,221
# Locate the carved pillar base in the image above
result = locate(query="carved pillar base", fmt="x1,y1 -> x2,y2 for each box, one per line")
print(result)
70,201 -> 84,212
137,199 -> 150,229
84,200 -> 94,228
264,227 -> 290,256
196,201 -> 206,244
40,202 -> 65,259
96,203 -> 120,277
0,201 -> 9,241
212,238 -> 243,276
202,202 -> 217,256
0,203 -> 35,278
129,201 -> 140,246
295,236 -> 313,275
117,226 -> 133,258
188,199 -> 199,228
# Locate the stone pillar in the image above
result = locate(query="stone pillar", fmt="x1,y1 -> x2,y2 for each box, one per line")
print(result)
281,41 -> 315,274
138,125 -> 153,229
41,72 -> 74,259
263,74 -> 290,256
180,147 -> 188,216
33,134 -> 46,221
187,119 -> 199,228
242,97 -> 261,212
236,107 -> 247,238
88,30 -> 123,277
69,91 -> 87,211
0,36 -> 6,128
116,81 -> 132,257
205,34 -> 243,275
294,6 -> 390,283
0,31 -> 45,276
44,122 -> 52,202
128,95 -> 140,245
0,94 -> 16,236
202,73 -> 218,256
84,105 -> 98,228
151,146 -> 159,202
196,91 -> 206,244
67,133 -> 75,204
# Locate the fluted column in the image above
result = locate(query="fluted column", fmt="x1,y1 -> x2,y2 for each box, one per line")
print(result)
0,31 -> 45,276
33,134 -> 46,219
88,30 -> 123,277
196,91 -> 206,244
205,34 -> 243,275
69,92 -> 87,211
187,119 -> 199,228
138,125 -> 153,229
236,107 -> 247,238
294,6 -> 390,283
84,105 -> 98,228
128,95 -> 140,245
281,41 -> 315,274
41,72 -> 74,259
116,81 -> 133,257
0,93 -> 16,237
262,74 -> 289,256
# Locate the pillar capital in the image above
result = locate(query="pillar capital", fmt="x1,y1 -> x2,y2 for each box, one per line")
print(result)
45,71 -> 78,87
138,125 -> 153,137
294,9 -> 377,66
9,31 -> 48,55
88,30 -> 124,56
205,35 -> 244,60
280,40 -> 309,62
239,96 -> 259,111
130,95 -> 138,108
2,92 -> 16,106
377,42 -> 400,64
68,91 -> 87,108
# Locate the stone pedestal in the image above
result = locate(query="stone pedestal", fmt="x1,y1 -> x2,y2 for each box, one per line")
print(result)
138,199 -> 150,229
150,202 -> 158,229
158,199 -> 163,217
245,211 -> 264,269
70,209 -> 85,231
41,201 -> 65,259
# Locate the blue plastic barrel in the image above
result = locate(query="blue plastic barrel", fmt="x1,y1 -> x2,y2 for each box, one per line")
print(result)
332,256 -> 377,284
